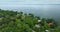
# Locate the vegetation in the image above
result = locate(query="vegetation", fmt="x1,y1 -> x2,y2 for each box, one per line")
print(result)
0,9 -> 60,32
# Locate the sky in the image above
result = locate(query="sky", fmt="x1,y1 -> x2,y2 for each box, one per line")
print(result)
0,0 -> 60,5
0,0 -> 60,7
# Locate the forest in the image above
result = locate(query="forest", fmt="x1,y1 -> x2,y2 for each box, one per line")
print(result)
0,9 -> 60,32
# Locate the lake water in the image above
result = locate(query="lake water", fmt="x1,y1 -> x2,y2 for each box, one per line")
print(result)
0,5 -> 60,23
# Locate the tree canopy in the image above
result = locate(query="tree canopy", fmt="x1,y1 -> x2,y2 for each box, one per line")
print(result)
0,9 -> 60,32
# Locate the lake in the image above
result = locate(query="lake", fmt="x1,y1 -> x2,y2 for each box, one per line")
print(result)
0,5 -> 60,23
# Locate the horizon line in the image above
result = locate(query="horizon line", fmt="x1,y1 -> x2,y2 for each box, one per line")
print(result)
20,4 -> 60,5
0,4 -> 60,5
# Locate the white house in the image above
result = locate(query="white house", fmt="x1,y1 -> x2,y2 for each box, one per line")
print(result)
35,24 -> 40,28
38,20 -> 41,22
45,29 -> 49,32
32,30 -> 36,32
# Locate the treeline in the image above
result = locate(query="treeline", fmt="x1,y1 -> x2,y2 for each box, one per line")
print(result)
0,9 -> 60,32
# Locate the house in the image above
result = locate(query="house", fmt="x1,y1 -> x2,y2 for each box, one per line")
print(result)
38,20 -> 41,22
48,22 -> 54,28
35,24 -> 40,28
32,30 -> 35,32
45,29 -> 49,32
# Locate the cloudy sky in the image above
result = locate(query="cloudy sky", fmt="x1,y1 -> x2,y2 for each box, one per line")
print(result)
0,0 -> 60,7
0,0 -> 60,5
